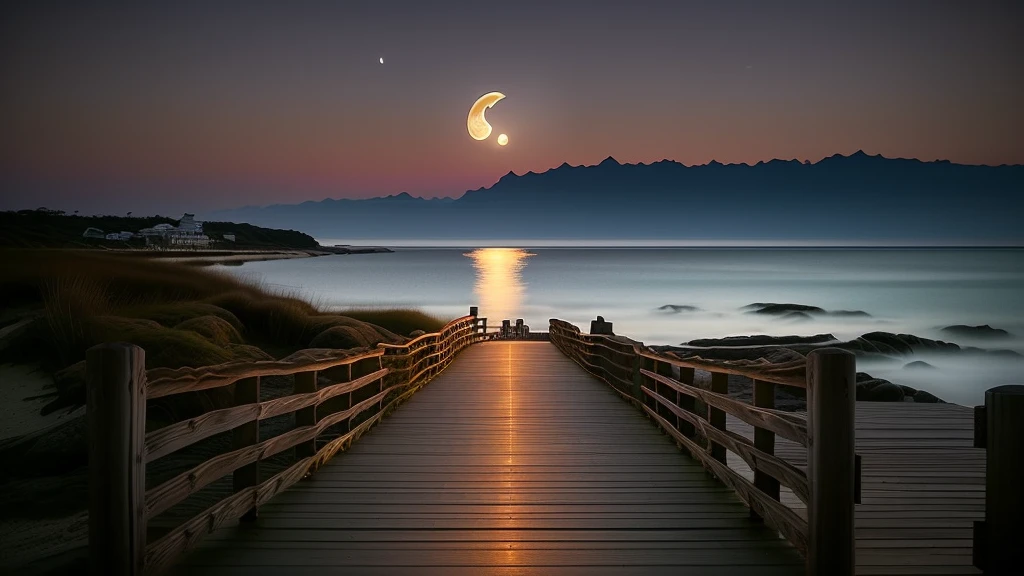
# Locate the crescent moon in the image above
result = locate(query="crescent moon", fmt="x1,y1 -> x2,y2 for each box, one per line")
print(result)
467,92 -> 505,141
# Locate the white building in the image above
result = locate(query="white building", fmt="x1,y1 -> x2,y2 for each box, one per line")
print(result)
138,214 -> 211,247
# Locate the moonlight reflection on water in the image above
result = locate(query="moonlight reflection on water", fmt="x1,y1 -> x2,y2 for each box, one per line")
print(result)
466,248 -> 534,324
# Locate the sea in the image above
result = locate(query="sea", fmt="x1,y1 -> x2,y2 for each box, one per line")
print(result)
212,245 -> 1024,406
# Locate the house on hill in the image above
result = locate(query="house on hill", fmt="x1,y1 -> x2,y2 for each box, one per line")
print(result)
138,214 -> 211,247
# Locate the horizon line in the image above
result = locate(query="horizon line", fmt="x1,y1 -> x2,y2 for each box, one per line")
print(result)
315,238 -> 1024,249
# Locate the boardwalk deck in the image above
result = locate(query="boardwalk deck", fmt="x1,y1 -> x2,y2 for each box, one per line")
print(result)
173,341 -> 804,575
728,402 -> 983,576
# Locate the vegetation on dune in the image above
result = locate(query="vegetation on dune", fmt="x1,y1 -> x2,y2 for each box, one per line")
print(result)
339,309 -> 448,337
0,249 -> 451,416
0,208 -> 320,249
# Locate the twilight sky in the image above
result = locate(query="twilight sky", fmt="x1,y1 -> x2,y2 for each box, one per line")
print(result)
1,0 -> 1021,214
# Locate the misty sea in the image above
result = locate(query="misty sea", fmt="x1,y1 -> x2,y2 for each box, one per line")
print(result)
213,246 -> 1024,406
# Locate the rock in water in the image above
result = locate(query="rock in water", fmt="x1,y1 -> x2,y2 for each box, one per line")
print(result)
940,324 -> 1012,339
657,305 -> 700,313
903,360 -> 936,370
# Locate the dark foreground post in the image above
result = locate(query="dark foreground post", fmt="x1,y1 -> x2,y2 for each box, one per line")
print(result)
807,348 -> 856,576
87,343 -> 147,576
974,385 -> 1024,573
590,316 -> 613,335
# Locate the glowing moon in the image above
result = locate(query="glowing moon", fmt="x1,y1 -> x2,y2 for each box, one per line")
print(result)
379,57 -> 384,64
497,134 -> 508,146
467,91 -> 505,141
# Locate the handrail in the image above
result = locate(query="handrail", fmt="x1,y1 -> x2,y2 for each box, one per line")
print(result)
549,318 -> 857,576
86,307 -> 485,575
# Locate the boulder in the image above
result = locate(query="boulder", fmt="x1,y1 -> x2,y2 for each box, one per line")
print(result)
859,380 -> 905,402
829,310 -> 872,317
409,330 -> 426,338
941,324 -> 1011,339
744,303 -> 825,315
903,360 -> 936,370
657,305 -> 700,313
912,390 -> 944,403
686,334 -> 837,347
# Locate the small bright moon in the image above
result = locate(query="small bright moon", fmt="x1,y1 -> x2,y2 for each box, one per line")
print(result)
379,57 -> 384,64
497,134 -> 508,146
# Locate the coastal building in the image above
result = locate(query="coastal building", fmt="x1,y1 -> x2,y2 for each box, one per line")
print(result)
138,214 -> 211,247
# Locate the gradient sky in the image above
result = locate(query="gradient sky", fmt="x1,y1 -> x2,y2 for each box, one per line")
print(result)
1,0 -> 1021,214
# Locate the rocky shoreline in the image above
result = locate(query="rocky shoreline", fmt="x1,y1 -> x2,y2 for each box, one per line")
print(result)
653,302 -> 1020,410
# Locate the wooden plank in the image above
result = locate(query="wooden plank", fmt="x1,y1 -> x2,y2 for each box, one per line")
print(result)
642,369 -> 808,446
170,342 -> 803,575
146,349 -> 385,399
643,386 -> 809,504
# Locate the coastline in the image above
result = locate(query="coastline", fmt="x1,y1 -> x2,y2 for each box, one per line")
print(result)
2,246 -> 396,266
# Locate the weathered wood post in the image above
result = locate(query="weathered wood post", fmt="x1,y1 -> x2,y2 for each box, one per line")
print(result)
806,348 -> 856,576
294,371 -> 318,459
233,376 -> 260,522
708,372 -> 728,463
974,385 -> 1024,573
87,343 -> 147,576
752,379 -> 780,520
589,316 -> 613,335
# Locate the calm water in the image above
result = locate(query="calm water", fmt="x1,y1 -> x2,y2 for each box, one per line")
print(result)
215,248 -> 1024,405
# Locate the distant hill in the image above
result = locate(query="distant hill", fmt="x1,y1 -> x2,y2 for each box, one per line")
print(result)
208,151 -> 1024,242
0,210 -> 320,249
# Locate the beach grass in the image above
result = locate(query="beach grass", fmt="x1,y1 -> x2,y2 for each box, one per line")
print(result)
1,249 -> 450,374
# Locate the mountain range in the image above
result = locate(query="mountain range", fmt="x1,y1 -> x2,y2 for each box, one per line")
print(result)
208,152 -> 1024,242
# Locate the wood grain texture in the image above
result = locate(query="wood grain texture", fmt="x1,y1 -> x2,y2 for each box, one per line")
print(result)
643,386 -> 809,505
727,402 -> 984,576
144,369 -> 388,463
169,342 -> 802,575
641,369 -> 809,447
807,349 -> 856,576
147,349 -> 385,399
87,343 -> 147,576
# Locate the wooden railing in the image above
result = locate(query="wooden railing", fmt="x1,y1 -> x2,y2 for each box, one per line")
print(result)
87,309 -> 483,575
972,385 -> 1024,572
549,319 -> 857,576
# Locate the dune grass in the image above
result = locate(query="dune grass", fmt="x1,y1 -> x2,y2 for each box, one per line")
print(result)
338,309 -> 449,336
1,249 -> 451,373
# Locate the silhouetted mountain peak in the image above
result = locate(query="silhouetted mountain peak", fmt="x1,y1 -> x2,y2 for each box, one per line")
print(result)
598,156 -> 620,167
556,162 -> 573,170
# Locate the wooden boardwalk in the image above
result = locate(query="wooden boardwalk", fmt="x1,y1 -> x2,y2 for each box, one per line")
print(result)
173,341 -> 804,575
728,402 -> 984,576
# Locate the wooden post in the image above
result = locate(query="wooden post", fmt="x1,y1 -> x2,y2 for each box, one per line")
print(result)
807,348 -> 856,576
294,371 -> 317,458
233,376 -> 260,522
87,343 -> 147,576
708,372 -> 728,463
469,306 -> 478,317
630,353 -> 643,402
752,379 -> 781,520
975,385 -> 1024,573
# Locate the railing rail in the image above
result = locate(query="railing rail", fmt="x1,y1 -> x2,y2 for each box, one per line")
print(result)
87,307 -> 484,575
549,318 -> 857,576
